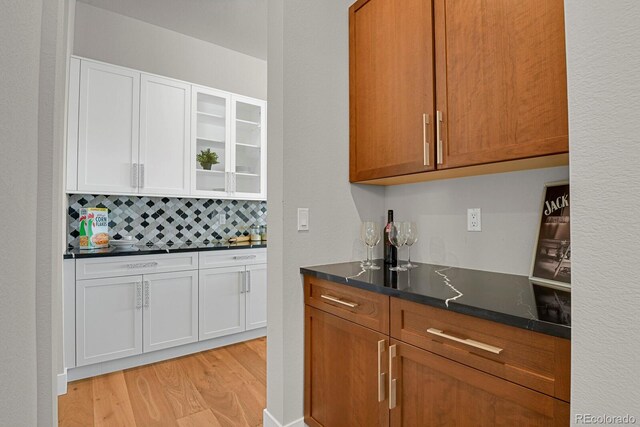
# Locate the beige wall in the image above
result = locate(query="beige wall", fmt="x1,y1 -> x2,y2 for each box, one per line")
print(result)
565,0 -> 640,422
74,2 -> 267,100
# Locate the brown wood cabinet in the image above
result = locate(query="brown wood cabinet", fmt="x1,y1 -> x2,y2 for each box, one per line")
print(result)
349,0 -> 569,183
389,340 -> 569,426
349,0 -> 436,182
304,275 -> 570,426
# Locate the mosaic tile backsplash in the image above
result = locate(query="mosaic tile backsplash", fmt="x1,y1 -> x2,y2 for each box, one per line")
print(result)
67,194 -> 267,248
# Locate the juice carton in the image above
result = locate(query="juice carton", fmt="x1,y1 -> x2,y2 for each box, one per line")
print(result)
79,208 -> 109,249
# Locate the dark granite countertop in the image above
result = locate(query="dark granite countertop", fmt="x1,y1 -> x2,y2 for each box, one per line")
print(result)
300,260 -> 570,339
64,241 -> 267,259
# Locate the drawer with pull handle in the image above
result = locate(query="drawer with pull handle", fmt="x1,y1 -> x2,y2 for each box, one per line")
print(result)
304,276 -> 389,334
390,298 -> 570,401
76,252 -> 198,280
199,248 -> 266,269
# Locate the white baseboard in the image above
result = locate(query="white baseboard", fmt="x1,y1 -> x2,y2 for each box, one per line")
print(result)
263,408 -> 305,427
57,369 -> 68,396
68,328 -> 266,381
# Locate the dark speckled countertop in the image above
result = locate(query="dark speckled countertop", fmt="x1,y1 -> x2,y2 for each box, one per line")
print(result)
64,241 -> 266,259
300,260 -> 570,339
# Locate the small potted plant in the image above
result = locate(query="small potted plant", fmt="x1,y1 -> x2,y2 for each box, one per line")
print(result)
196,148 -> 219,170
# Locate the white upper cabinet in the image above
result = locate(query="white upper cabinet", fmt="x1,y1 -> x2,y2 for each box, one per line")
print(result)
231,95 -> 267,200
77,60 -> 140,194
191,85 -> 232,198
139,75 -> 191,196
66,57 -> 267,199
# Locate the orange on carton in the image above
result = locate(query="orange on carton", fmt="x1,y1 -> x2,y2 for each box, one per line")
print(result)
79,208 -> 109,249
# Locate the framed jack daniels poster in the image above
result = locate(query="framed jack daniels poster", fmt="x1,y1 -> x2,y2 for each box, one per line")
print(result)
530,181 -> 571,289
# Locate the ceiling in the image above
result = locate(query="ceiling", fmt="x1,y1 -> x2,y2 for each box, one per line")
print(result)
77,0 -> 267,60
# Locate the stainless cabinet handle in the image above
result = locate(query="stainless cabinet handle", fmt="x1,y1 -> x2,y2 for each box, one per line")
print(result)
389,344 -> 397,409
423,113 -> 430,166
127,261 -> 158,269
139,163 -> 145,188
427,328 -> 503,354
436,110 -> 443,164
132,163 -> 138,188
135,282 -> 142,309
377,340 -> 386,402
246,270 -> 252,293
233,255 -> 257,260
144,281 -> 150,308
320,294 -> 358,308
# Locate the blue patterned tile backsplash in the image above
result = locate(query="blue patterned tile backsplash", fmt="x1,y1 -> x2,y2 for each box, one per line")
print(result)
67,194 -> 267,248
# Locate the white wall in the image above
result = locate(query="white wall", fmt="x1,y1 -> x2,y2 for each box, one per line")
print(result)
0,0 -> 67,425
385,166 -> 569,275
565,1 -> 640,423
0,1 -> 41,424
266,0 -> 386,424
74,2 -> 267,99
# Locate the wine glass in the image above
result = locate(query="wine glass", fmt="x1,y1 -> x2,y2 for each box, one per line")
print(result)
388,222 -> 407,272
402,222 -> 419,269
360,221 -> 381,270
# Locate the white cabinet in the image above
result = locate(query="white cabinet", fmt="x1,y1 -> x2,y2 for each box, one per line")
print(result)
231,95 -> 267,200
143,270 -> 198,353
66,57 -> 267,199
191,86 -> 232,198
199,262 -> 267,340
77,60 -> 140,194
139,74 -> 191,196
76,276 -> 143,366
199,265 -> 246,340
245,263 -> 267,330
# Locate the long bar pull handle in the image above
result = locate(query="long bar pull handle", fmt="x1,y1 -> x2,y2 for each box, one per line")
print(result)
246,270 -> 251,293
436,110 -> 443,164
135,282 -> 142,309
377,340 -> 386,402
423,113 -> 430,166
143,281 -> 150,308
389,344 -> 397,409
320,294 -> 358,308
427,328 -> 503,354
132,163 -> 138,188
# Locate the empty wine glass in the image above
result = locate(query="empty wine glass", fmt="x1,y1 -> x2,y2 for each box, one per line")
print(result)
388,222 -> 407,272
360,221 -> 381,270
402,222 -> 419,269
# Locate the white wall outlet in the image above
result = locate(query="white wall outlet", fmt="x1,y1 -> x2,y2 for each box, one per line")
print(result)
218,213 -> 226,225
298,208 -> 309,231
467,208 -> 482,232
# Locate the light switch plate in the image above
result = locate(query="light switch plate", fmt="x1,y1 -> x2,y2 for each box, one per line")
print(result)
298,208 -> 309,231
467,208 -> 481,232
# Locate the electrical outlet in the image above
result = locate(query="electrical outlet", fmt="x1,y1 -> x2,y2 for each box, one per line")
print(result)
218,213 -> 226,225
467,208 -> 481,232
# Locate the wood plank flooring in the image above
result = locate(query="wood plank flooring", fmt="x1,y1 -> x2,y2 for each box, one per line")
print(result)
59,338 -> 266,427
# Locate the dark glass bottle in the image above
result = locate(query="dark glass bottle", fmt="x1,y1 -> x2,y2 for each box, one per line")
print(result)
384,210 -> 397,266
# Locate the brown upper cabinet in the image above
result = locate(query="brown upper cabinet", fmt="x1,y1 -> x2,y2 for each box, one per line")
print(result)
349,0 -> 569,183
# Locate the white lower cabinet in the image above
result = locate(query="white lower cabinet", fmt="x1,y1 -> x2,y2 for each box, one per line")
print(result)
246,263 -> 267,330
76,276 -> 143,366
199,265 -> 246,340
143,270 -> 198,353
199,263 -> 267,340
70,250 -> 266,372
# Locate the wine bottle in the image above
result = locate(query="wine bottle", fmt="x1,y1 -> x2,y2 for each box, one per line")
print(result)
384,210 -> 397,266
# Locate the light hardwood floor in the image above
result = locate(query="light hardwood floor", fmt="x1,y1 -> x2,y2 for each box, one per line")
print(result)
59,337 -> 266,427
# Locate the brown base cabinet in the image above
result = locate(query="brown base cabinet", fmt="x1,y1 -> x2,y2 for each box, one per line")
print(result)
304,276 -> 570,426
